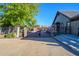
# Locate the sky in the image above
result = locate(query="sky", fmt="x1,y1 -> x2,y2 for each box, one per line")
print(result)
35,3 -> 79,26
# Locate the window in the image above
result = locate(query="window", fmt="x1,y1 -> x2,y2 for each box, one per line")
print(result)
66,22 -> 71,33
67,22 -> 70,27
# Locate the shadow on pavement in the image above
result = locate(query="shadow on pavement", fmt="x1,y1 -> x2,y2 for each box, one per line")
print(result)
22,31 -> 78,56
22,37 -> 57,43
54,38 -> 78,56
26,31 -> 51,38
22,37 -> 78,55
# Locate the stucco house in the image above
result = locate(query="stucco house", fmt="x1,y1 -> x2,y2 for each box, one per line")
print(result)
52,10 -> 79,36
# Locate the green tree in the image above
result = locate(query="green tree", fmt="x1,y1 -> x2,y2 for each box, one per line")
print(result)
0,3 -> 39,37
0,3 -> 39,27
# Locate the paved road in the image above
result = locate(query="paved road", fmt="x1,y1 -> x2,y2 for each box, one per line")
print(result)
41,31 -> 51,37
27,31 -> 51,37
0,38 -> 74,56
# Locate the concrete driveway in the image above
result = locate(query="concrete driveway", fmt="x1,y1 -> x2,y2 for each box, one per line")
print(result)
0,38 -> 74,56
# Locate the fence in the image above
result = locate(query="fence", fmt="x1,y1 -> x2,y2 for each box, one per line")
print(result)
0,27 -> 17,34
0,27 -> 28,38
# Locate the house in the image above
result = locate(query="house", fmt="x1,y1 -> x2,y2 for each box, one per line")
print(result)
52,10 -> 79,35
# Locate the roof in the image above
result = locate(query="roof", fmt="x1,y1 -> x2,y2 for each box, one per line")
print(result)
59,11 -> 79,18
53,10 -> 79,24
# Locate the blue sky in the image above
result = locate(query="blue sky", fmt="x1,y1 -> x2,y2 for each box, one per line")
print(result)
35,3 -> 79,26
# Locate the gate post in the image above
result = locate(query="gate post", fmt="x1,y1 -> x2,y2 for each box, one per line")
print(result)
16,27 -> 20,38
24,27 -> 27,37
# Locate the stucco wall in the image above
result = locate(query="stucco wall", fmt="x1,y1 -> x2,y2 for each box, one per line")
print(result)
71,20 -> 79,35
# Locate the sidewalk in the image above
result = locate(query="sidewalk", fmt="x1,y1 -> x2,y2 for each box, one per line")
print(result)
54,34 -> 79,55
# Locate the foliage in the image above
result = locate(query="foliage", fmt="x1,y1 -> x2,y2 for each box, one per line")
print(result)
4,32 -> 16,38
0,3 -> 39,28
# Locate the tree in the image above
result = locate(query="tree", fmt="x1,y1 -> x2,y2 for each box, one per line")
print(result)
0,3 -> 39,27
0,3 -> 39,37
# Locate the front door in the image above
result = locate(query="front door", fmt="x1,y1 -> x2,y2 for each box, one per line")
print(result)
55,22 -> 61,34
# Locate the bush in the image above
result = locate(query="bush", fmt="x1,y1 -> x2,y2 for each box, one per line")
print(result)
4,32 -> 16,38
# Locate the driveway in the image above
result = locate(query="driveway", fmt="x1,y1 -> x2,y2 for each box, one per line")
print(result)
0,38 -> 74,56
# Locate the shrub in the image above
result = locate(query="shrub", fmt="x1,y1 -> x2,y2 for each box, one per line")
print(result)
11,32 -> 16,38
4,32 -> 16,38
